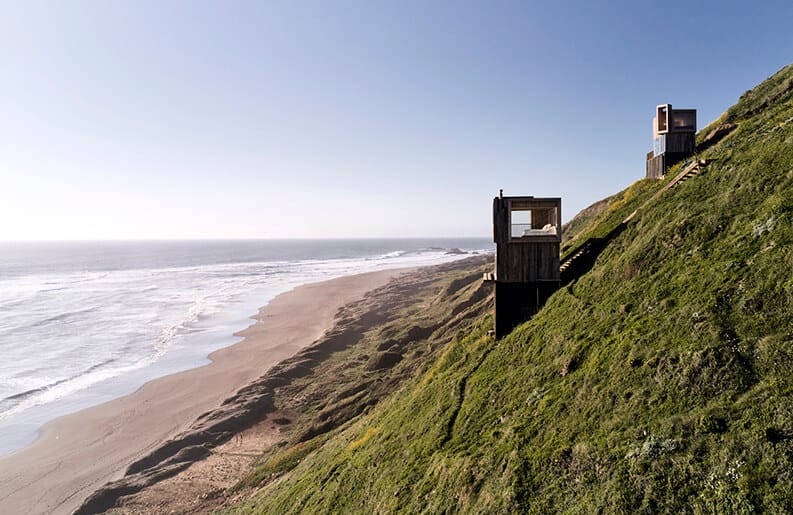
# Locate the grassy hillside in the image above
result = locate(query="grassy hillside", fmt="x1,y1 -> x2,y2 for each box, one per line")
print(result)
228,64 -> 793,514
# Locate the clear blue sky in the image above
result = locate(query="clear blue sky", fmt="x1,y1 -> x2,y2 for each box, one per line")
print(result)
2,1 -> 792,239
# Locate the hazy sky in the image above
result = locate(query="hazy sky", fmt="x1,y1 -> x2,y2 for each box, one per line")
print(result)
2,1 -> 792,239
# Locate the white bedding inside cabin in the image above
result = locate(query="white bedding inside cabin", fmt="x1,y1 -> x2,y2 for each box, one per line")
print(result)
521,224 -> 557,237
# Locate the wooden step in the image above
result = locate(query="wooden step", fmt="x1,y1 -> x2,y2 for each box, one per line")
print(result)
560,248 -> 587,271
622,209 -> 639,223
668,162 -> 703,188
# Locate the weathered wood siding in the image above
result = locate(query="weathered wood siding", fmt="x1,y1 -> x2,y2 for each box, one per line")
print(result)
496,241 -> 560,282
492,196 -> 561,282
493,197 -> 507,243
491,195 -> 562,338
665,132 -> 695,154
646,153 -> 665,179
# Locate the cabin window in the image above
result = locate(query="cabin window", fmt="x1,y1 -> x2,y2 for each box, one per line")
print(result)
657,105 -> 669,133
654,134 -> 666,156
510,206 -> 558,239
672,111 -> 695,131
510,210 -> 532,238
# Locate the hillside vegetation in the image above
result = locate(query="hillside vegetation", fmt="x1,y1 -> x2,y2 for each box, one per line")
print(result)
228,64 -> 793,513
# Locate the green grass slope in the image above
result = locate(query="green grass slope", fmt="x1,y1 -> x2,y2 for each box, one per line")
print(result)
229,64 -> 793,514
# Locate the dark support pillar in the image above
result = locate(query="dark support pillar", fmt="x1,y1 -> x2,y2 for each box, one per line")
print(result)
494,281 -> 560,339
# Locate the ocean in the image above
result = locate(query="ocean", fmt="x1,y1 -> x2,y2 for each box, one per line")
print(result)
0,238 -> 490,456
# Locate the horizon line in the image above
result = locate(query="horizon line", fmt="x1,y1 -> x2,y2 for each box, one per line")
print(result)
0,235 -> 493,243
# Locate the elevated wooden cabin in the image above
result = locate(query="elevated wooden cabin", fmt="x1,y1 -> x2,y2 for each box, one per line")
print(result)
490,193 -> 561,338
646,103 -> 697,179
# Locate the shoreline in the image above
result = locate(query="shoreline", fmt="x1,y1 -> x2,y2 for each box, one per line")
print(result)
0,268 -> 409,515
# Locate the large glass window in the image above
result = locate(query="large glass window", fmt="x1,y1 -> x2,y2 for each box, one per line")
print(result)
672,111 -> 696,131
510,209 -> 531,238
654,134 -> 666,156
510,206 -> 558,238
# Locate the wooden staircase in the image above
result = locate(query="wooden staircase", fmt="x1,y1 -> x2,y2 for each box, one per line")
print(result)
558,158 -> 707,281
660,159 -> 706,192
631,159 -> 707,218
668,159 -> 704,188
484,158 -> 709,287
559,243 -> 591,273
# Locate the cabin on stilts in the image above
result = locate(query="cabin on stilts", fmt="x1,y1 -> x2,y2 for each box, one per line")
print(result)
646,103 -> 697,179
485,192 -> 561,339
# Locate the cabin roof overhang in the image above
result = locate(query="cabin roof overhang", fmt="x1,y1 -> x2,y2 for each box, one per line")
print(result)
502,196 -> 561,209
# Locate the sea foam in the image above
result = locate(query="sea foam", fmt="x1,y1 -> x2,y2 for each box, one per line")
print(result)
0,239 -> 490,455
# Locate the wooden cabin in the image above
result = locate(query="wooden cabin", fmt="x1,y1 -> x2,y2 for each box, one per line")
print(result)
489,193 -> 561,338
646,104 -> 697,179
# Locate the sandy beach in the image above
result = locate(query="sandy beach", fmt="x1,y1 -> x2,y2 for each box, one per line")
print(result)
0,268 -> 406,515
